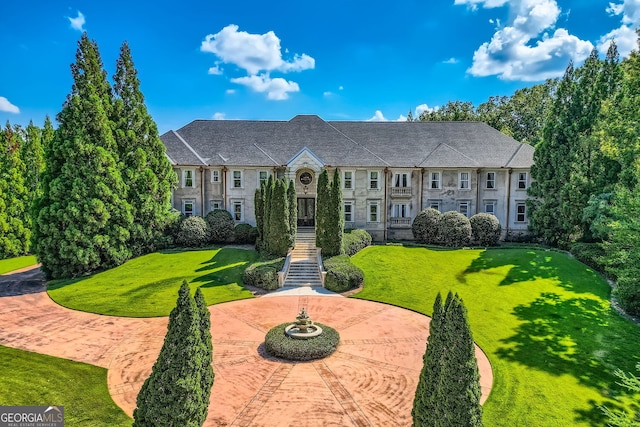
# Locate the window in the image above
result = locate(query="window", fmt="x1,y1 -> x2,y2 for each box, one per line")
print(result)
458,201 -> 470,217
428,200 -> 441,211
516,202 -> 527,222
484,201 -> 496,215
393,173 -> 409,187
369,171 -> 379,190
486,172 -> 496,189
518,172 -> 528,189
368,201 -> 380,222
344,201 -> 354,222
258,170 -> 269,187
210,200 -> 222,211
233,201 -> 243,221
232,170 -> 242,188
182,199 -> 194,217
211,170 -> 220,183
430,172 -> 441,189
183,169 -> 194,188
344,171 -> 354,190
459,172 -> 470,190
392,203 -> 409,218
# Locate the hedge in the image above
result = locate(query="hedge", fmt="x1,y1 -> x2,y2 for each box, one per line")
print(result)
243,257 -> 285,291
470,213 -> 501,246
343,229 -> 372,256
234,224 -> 258,244
175,216 -> 209,247
437,211 -> 472,247
205,209 -> 235,243
412,208 -> 441,244
264,322 -> 340,361
323,255 -> 364,293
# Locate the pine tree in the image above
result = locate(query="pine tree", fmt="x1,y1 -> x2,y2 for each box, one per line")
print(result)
33,33 -> 133,279
287,179 -> 297,247
194,288 -> 214,425
133,281 -> 207,426
0,123 -> 30,258
315,169 -> 330,251
112,41 -> 176,256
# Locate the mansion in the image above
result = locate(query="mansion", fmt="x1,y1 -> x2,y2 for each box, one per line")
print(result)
160,115 -> 534,241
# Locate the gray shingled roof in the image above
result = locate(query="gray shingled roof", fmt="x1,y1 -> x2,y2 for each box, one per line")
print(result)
160,115 -> 534,169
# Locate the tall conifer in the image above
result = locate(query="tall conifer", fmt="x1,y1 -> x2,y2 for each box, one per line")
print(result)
287,179 -> 297,247
315,169 -> 330,251
194,288 -> 214,425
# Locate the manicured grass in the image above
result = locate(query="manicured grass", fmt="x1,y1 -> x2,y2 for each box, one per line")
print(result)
0,345 -> 131,426
48,247 -> 259,317
0,255 -> 38,274
352,246 -> 640,426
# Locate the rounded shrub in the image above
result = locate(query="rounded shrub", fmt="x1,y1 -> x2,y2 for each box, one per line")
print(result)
205,209 -> 235,243
175,216 -> 209,247
470,213 -> 502,246
323,255 -> 364,293
234,223 -> 258,244
437,211 -> 472,247
264,322 -> 340,361
243,258 -> 285,291
412,208 -> 441,244
343,229 -> 372,256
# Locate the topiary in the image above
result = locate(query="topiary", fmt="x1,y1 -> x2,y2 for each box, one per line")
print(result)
343,229 -> 372,256
437,211 -> 472,247
323,255 -> 364,293
234,223 -> 258,244
243,258 -> 285,290
264,323 -> 340,361
470,213 -> 501,246
205,209 -> 235,243
412,208 -> 441,244
175,216 -> 209,247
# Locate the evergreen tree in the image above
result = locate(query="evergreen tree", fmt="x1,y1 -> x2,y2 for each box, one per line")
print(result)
268,179 -> 291,256
22,121 -> 45,229
133,281 -> 206,426
324,168 -> 344,256
254,187 -> 264,243
112,41 -> 176,256
262,176 -> 273,253
33,33 -> 133,278
315,169 -> 330,251
0,123 -> 30,258
194,288 -> 214,425
287,179 -> 297,248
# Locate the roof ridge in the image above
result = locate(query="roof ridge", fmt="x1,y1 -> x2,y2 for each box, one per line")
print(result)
324,122 -> 390,166
172,130 -> 207,165
418,142 -> 442,166
504,143 -> 524,168
253,143 -> 280,166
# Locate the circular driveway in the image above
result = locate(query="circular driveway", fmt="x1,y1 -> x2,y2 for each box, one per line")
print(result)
0,273 -> 492,426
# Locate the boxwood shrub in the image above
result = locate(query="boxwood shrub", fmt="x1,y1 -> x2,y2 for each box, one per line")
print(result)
206,209 -> 235,243
323,255 -> 364,293
470,213 -> 501,246
175,216 -> 209,247
412,208 -> 441,244
343,229 -> 372,256
264,322 -> 340,361
234,223 -> 259,244
437,211 -> 472,247
243,257 -> 285,290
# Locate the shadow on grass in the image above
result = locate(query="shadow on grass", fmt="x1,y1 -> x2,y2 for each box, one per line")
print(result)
496,291 -> 640,426
191,248 -> 256,289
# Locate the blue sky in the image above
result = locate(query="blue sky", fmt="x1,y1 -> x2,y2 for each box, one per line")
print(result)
1,0 -> 638,134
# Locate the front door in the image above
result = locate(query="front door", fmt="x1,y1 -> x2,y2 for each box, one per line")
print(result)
297,198 -> 315,227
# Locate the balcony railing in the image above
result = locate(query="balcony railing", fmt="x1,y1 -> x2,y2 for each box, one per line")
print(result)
390,217 -> 412,227
391,187 -> 412,197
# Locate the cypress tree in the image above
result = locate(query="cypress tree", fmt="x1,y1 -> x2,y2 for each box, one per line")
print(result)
22,121 -> 45,228
262,176 -> 274,253
268,179 -> 290,256
287,179 -> 297,247
133,281 -> 206,426
112,41 -> 176,256
254,187 -> 264,245
33,33 -> 133,278
194,288 -> 214,425
315,169 -> 330,251
324,168 -> 344,256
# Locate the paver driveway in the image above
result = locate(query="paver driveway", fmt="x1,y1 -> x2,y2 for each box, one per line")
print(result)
0,268 -> 492,426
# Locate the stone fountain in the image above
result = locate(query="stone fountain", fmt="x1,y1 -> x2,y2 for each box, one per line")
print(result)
284,307 -> 323,339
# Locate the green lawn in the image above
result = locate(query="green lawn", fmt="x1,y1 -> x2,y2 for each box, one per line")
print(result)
0,345 -> 131,426
48,247 -> 259,317
0,255 -> 38,275
352,246 -> 640,427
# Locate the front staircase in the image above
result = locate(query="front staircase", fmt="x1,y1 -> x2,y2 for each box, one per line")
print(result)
281,228 -> 324,287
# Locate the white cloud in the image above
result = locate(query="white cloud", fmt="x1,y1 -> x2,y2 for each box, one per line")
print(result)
598,0 -> 640,57
212,112 -> 226,120
443,57 -> 459,64
459,0 -> 593,81
367,110 -> 388,122
230,74 -> 300,100
208,64 -> 223,75
338,86 -> 344,91
0,97 -> 19,114
323,91 -> 334,97
397,114 -> 407,121
200,24 -> 315,75
68,11 -> 85,32
225,89 -> 236,94
415,104 -> 435,116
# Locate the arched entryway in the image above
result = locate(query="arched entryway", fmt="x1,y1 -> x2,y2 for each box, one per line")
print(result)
296,169 -> 316,227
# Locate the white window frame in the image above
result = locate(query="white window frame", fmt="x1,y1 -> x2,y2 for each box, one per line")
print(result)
484,200 -> 496,215
182,169 -> 195,188
344,201 -> 354,223
210,199 -> 222,211
516,202 -> 527,222
486,171 -> 496,189
428,200 -> 441,212
518,172 -> 528,190
458,201 -> 470,217
430,171 -> 441,190
211,169 -> 220,183
182,199 -> 195,216
257,170 -> 270,188
393,172 -> 409,188
343,171 -> 354,190
459,172 -> 470,190
368,201 -> 380,222
392,203 -> 410,218
232,170 -> 243,188
232,200 -> 244,222
369,171 -> 380,190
